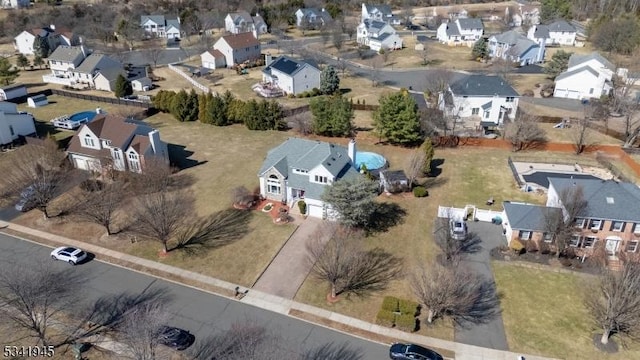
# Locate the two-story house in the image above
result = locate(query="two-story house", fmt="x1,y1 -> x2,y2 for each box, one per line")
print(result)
295,8 -> 333,29
439,74 -> 519,129
488,30 -> 545,66
140,15 -> 181,39
70,53 -> 124,91
201,32 -> 261,69
44,45 -> 89,80
0,101 -> 36,147
436,18 -> 484,47
261,55 -> 320,96
527,19 -> 576,46
13,25 -> 81,56
356,19 -> 403,51
66,115 -> 168,173
553,52 -> 615,100
503,178 -> 640,262
224,11 -> 267,35
361,3 -> 401,25
258,138 -> 360,219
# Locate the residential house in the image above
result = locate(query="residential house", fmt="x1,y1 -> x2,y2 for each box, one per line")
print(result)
2,0 -> 29,9
258,138 -> 360,219
295,8 -> 333,29
225,11 -> 267,35
45,45 -> 89,80
361,3 -> 401,25
503,178 -> 640,260
132,77 -> 152,92
43,46 -> 124,91
357,19 -> 403,51
0,101 -> 36,146
553,52 -> 615,100
140,15 -> 181,39
13,25 -> 81,55
261,55 -> 320,96
436,18 -> 484,47
67,115 -> 168,173
201,32 -> 261,69
0,84 -> 28,101
439,74 -> 519,129
488,30 -> 545,66
527,20 -> 576,46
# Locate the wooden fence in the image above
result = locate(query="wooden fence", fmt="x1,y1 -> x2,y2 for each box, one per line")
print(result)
51,89 -> 151,108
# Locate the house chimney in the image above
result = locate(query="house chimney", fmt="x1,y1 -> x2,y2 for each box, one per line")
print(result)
80,44 -> 86,58
96,107 -> 102,114
148,129 -> 164,157
49,24 -> 56,31
348,139 -> 357,167
264,53 -> 273,66
252,28 -> 258,40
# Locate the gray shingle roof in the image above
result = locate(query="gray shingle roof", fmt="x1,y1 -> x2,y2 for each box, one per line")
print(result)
299,8 -> 333,23
493,30 -> 524,44
547,19 -> 575,33
532,25 -> 550,39
457,18 -> 483,30
445,22 -> 461,37
555,65 -> 599,81
567,52 -> 615,72
74,53 -> 122,75
549,178 -> 640,222
449,74 -> 520,97
508,38 -> 538,58
48,45 -> 85,63
141,15 -> 166,26
229,11 -> 252,25
503,202 -> 562,231
364,4 -> 392,16
363,19 -> 388,33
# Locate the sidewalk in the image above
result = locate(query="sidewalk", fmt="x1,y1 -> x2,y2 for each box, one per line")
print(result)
0,220 -> 557,360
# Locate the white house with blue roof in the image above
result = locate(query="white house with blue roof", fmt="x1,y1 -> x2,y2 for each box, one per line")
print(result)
357,19 -> 403,51
258,138 -> 360,219
295,8 -> 333,29
261,55 -> 320,96
140,15 -> 181,39
488,30 -> 545,66
436,18 -> 484,47
527,20 -> 576,46
439,74 -> 520,128
361,3 -> 401,25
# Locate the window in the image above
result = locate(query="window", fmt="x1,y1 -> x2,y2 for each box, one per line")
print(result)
635,223 -> 640,235
583,236 -> 597,248
626,240 -> 639,252
543,232 -> 553,243
128,152 -> 138,160
589,88 -> 594,95
590,219 -> 602,230
129,160 -> 140,172
267,175 -> 281,195
83,136 -> 95,147
314,175 -> 328,184
484,110 -> 490,119
570,234 -> 581,247
506,97 -> 515,103
574,218 -> 586,228
293,168 -> 308,174
611,221 -> 624,232
9,125 -> 14,136
519,231 -> 531,240
113,151 -> 120,160
471,108 -> 479,115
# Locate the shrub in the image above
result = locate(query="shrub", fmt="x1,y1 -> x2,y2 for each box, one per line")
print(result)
525,240 -> 538,253
375,310 -> 395,327
523,89 -> 534,97
297,200 -> 307,215
559,258 -> 573,267
311,88 -> 321,96
413,186 -> 428,197
562,247 -> 576,259
80,179 -> 104,192
381,296 -> 419,314
395,313 -> 417,332
510,238 -> 525,255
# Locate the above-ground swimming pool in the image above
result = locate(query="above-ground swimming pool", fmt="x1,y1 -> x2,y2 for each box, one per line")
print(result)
69,110 -> 100,123
355,151 -> 387,171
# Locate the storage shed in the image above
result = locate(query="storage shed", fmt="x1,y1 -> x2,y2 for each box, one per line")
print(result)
0,84 -> 28,101
27,94 -> 48,108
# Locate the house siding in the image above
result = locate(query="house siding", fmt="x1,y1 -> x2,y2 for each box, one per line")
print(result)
446,95 -> 519,125
262,168 -> 286,202
14,31 -> 35,55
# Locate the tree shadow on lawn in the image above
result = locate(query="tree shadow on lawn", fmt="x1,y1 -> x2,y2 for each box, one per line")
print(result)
168,143 -> 207,170
368,202 -> 406,234
429,158 -> 445,177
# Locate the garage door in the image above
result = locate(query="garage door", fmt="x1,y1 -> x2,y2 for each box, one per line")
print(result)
307,204 -> 323,218
567,90 -> 580,99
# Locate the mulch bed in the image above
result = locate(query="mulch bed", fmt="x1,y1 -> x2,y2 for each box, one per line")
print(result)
490,247 -> 604,275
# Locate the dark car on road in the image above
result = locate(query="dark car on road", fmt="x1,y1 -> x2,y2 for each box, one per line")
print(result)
389,343 -> 443,360
158,326 -> 195,350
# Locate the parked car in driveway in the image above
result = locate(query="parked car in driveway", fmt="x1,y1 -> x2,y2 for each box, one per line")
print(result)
50,246 -> 88,265
389,343 -> 443,360
158,326 -> 195,350
450,219 -> 468,241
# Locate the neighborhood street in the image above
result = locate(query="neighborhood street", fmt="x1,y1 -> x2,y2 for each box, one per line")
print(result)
0,232 -> 390,359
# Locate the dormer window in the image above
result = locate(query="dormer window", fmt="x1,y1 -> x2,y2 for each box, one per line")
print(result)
128,152 -> 138,160
83,135 -> 95,147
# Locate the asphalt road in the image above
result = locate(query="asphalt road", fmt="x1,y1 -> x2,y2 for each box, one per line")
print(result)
0,232 -> 390,359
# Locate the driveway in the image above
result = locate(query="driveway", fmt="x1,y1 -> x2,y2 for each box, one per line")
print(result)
454,221 -> 509,350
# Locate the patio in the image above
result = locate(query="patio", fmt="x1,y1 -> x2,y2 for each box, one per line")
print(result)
252,82 -> 284,98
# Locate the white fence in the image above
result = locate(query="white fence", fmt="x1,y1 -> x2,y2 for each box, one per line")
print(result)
167,64 -> 212,94
438,205 -> 502,222
42,75 -> 74,86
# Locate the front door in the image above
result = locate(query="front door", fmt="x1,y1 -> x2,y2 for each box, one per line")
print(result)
605,238 -> 621,256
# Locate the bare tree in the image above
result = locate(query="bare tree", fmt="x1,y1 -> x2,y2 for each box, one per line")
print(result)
302,342 -> 363,360
307,224 -> 403,299
585,262 -> 640,347
434,216 -> 481,264
490,58 -> 516,83
0,138 -> 69,219
289,111 -> 314,135
0,264 -> 86,347
174,209 -> 253,255
572,117 -> 593,154
610,75 -> 640,147
370,57 -> 382,87
544,185 -> 588,257
406,147 -> 427,187
341,20 -> 356,41
423,68 -> 455,109
504,112 -> 548,151
231,186 -> 256,208
331,27 -> 344,52
411,263 -> 501,324
71,181 -> 126,235
131,190 -> 196,253
115,301 -> 171,360
128,157 -> 181,194
142,39 -> 165,68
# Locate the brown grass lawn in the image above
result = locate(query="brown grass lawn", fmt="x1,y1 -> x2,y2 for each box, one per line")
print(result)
493,262 -> 640,360
538,122 -> 623,145
510,74 -> 551,95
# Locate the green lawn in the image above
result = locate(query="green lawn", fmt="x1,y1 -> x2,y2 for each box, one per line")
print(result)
493,262 -> 640,360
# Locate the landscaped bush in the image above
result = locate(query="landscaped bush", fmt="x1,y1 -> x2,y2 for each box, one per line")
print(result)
381,296 -> 420,315
525,239 -> 538,253
510,238 -> 525,255
297,200 -> 307,215
395,313 -> 417,332
413,186 -> 428,197
539,241 -> 550,254
559,258 -> 573,267
375,309 -> 396,327
523,89 -> 534,97
79,179 -> 104,192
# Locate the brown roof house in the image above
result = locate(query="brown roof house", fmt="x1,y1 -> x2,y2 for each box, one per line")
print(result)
67,115 -> 168,173
201,32 -> 261,69
13,24 -> 81,56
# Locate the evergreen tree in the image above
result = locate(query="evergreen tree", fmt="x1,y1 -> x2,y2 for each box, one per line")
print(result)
198,93 -> 210,123
544,50 -> 573,79
114,74 -> 132,98
310,95 -> 354,137
421,138 -> 435,176
373,90 -> 422,145
227,98 -> 248,124
471,38 -> 489,61
208,95 -> 228,125
320,65 -> 340,95
152,90 -> 176,112
322,176 -> 379,229
32,35 -> 51,58
182,90 -> 199,122
243,100 -> 261,130
0,58 -> 19,86
171,90 -> 190,122
16,54 -> 30,69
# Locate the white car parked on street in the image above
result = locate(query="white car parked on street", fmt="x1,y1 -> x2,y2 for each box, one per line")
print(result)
50,246 -> 88,265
